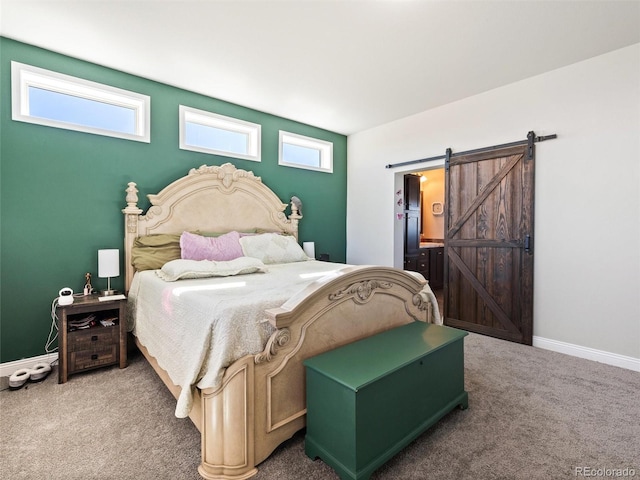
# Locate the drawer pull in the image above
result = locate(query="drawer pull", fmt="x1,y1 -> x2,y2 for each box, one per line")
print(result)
91,335 -> 98,341
91,354 -> 98,360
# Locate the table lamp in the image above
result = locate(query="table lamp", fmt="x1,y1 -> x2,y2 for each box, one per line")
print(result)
303,241 -> 315,259
98,249 -> 119,296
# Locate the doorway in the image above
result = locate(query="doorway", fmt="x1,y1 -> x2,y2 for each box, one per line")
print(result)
401,167 -> 446,294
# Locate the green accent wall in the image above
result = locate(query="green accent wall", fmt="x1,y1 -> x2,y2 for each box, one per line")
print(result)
0,37 -> 347,363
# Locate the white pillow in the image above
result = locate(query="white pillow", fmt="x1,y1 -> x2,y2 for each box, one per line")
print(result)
156,257 -> 267,282
239,233 -> 311,264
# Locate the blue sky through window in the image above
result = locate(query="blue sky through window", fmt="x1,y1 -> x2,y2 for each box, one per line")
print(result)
28,86 -> 136,134
282,143 -> 321,168
185,122 -> 249,155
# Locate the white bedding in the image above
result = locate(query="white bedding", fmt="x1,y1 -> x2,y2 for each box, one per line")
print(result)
127,260 -> 347,418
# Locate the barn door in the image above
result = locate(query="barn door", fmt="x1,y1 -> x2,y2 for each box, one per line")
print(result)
444,143 -> 534,345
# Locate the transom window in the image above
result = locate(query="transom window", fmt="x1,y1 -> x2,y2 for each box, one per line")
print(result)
179,105 -> 261,162
279,131 -> 333,173
11,61 -> 150,142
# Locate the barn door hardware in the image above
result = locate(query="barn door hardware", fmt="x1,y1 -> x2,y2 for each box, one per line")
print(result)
524,234 -> 532,254
527,131 -> 535,160
385,131 -> 557,169
527,131 -> 557,160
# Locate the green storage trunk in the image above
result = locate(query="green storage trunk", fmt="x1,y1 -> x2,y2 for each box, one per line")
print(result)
304,322 -> 468,480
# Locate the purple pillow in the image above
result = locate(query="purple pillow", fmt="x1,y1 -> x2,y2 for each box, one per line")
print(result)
180,231 -> 244,261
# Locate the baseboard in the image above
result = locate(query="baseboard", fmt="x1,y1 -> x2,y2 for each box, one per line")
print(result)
533,336 -> 640,372
3,339 -> 638,377
0,353 -> 59,378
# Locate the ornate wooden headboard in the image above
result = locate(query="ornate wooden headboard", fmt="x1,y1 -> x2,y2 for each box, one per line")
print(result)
122,163 -> 302,290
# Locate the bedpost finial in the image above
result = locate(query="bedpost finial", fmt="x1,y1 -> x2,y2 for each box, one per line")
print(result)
290,196 -> 303,219
125,182 -> 139,208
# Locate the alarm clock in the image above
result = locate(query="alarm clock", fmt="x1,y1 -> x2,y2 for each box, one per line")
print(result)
58,287 -> 74,306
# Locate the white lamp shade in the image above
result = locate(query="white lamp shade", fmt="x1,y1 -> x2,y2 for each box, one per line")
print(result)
303,242 -> 315,259
98,249 -> 120,278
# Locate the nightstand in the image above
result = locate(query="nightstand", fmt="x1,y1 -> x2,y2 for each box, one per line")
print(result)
57,294 -> 127,383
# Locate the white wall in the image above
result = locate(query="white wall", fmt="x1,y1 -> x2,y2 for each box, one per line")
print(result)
347,44 -> 640,361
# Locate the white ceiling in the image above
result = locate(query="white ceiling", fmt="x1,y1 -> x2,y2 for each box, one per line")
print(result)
1,0 -> 639,135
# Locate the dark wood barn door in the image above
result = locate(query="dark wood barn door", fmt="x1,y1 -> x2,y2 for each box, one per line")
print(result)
444,144 -> 534,344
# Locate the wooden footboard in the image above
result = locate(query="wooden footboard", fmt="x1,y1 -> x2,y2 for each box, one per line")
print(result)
195,265 -> 434,480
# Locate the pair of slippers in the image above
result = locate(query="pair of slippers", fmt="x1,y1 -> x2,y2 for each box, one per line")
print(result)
9,363 -> 52,390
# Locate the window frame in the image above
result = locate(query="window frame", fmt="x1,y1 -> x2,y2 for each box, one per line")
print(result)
11,61 -> 150,142
278,130 -> 333,173
179,105 -> 261,162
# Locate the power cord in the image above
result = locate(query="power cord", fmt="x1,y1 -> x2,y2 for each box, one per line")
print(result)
46,297 -> 60,354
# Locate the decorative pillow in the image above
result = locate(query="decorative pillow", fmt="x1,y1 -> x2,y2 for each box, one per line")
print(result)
239,233 -> 310,264
157,257 -> 267,282
180,231 -> 244,261
131,234 -> 181,271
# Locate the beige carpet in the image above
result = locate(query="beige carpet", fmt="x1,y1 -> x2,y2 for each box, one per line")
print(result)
1,330 -> 638,480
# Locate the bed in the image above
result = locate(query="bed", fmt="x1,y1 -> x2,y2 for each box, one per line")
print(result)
122,162 -> 441,480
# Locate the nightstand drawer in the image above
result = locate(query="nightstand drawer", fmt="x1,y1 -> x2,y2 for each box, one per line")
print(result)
68,327 -> 119,352
70,346 -> 118,371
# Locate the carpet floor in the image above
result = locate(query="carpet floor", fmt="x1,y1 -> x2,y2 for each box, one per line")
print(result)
1,330 -> 638,480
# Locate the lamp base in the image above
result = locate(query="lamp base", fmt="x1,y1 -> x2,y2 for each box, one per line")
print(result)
101,289 -> 117,296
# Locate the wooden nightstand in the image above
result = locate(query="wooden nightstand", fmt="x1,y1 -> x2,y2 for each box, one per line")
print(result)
57,294 -> 127,383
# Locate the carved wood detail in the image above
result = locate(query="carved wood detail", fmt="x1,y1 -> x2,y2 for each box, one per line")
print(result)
254,328 -> 291,364
328,280 -> 394,304
189,163 -> 260,190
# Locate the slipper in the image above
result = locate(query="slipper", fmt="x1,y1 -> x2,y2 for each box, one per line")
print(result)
9,368 -> 31,390
29,363 -> 52,382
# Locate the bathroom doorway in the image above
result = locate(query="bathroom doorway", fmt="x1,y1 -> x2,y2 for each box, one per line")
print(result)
402,167 -> 445,290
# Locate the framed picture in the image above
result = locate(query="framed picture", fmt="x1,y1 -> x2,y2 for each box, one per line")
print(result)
432,202 -> 444,215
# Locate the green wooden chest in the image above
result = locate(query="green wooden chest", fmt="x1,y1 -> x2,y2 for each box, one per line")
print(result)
304,322 -> 468,480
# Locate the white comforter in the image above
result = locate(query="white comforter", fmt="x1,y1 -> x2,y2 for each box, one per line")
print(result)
127,260 -> 346,418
